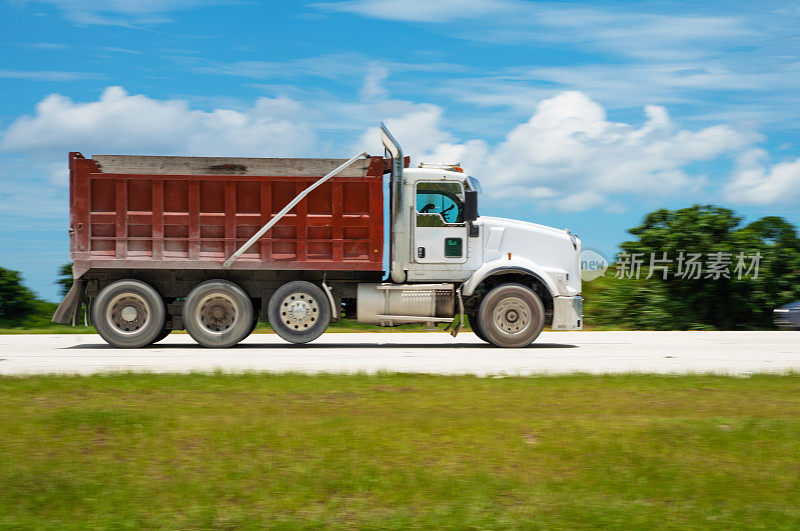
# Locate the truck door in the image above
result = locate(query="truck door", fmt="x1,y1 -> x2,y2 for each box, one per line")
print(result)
413,181 -> 468,264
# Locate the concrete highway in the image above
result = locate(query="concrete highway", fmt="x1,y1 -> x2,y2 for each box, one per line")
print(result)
1,330 -> 798,376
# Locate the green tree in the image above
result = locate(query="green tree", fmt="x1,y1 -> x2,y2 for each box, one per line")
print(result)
58,263 -> 73,296
0,267 -> 38,326
602,205 -> 800,329
733,216 -> 800,327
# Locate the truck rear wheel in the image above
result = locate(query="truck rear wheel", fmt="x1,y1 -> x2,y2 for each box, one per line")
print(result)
267,281 -> 331,344
247,306 -> 260,337
478,283 -> 545,348
183,280 -> 254,348
92,279 -> 166,348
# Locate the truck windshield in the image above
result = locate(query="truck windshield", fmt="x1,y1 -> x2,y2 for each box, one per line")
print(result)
416,182 -> 464,225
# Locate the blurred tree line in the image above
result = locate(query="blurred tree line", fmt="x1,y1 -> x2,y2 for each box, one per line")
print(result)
0,268 -> 38,326
0,267 -> 65,328
0,264 -> 74,328
583,205 -> 800,330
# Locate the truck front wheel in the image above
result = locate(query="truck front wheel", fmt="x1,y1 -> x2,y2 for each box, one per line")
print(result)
478,283 -> 545,348
466,312 -> 489,344
267,281 -> 331,344
93,279 -> 167,348
183,280 -> 254,348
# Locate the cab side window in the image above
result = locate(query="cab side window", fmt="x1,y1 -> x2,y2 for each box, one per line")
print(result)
415,182 -> 465,226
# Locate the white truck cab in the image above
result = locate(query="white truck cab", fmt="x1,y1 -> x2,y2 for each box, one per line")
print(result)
357,125 -> 583,347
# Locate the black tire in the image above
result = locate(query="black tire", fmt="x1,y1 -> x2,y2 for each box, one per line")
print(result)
247,305 -> 260,337
466,312 -> 489,343
267,281 -> 331,344
92,279 -> 167,348
150,328 -> 172,344
183,279 -> 254,348
478,283 -> 545,348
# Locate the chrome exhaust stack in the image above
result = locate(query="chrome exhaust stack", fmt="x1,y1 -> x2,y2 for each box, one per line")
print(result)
380,123 -> 408,283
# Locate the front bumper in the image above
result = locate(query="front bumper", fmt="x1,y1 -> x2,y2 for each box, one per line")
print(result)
551,295 -> 583,330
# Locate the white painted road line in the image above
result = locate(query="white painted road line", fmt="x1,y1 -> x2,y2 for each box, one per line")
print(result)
0,331 -> 798,376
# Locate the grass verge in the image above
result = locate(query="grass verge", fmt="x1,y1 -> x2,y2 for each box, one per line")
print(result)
1,372 -> 799,528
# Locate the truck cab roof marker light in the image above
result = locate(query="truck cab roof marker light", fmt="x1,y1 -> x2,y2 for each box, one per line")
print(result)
418,162 -> 464,172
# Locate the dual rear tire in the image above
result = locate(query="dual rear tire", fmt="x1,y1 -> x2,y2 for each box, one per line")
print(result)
92,279 -> 167,348
183,279 -> 254,348
93,278 -> 255,349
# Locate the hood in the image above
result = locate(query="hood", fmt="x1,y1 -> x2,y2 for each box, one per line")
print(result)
477,216 -> 581,295
479,216 -> 575,243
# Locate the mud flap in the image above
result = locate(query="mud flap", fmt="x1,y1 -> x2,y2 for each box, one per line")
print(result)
51,279 -> 86,325
444,287 -> 465,337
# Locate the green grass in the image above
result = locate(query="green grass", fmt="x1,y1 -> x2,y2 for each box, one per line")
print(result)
1,373 -> 799,529
0,324 -> 97,334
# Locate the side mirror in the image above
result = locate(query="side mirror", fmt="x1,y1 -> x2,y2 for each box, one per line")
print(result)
464,190 -> 479,222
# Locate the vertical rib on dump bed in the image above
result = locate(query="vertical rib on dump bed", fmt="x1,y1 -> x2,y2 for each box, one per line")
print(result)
68,153 -> 386,277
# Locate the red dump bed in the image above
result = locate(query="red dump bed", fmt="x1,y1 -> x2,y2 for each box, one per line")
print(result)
68,153 -> 386,277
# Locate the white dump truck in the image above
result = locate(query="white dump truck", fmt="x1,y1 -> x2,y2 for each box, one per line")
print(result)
54,124 -> 582,348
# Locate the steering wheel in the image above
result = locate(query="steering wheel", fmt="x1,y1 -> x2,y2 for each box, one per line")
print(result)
441,204 -> 455,222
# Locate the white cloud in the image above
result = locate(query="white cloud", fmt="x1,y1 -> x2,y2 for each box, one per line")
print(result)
460,62 -> 788,112
315,0 -> 511,23
724,149 -> 800,205
0,85 -> 779,215
359,64 -> 390,101
14,42 -> 68,50
15,0 -> 220,25
530,10 -> 753,61
189,53 -> 466,82
1,86 -> 317,164
470,91 -> 755,210
355,105 -> 455,156
344,90 -> 761,212
315,1 -> 753,61
0,69 -> 102,81
368,91 -> 756,212
314,1 -> 800,130
556,190 -> 605,212
354,90 -> 769,212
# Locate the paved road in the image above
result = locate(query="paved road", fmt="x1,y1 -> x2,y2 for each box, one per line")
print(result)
1,331 -> 798,376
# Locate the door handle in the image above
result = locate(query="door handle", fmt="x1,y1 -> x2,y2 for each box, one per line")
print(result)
417,247 -> 426,258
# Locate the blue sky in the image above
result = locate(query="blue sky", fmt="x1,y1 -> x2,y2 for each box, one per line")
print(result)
2,0 -> 800,301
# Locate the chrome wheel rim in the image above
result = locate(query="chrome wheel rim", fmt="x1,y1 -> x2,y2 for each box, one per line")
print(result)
196,294 -> 237,334
107,293 -> 150,335
492,297 -> 531,335
280,292 -> 319,331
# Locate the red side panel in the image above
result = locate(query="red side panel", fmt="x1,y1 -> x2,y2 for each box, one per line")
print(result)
69,154 -> 385,275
